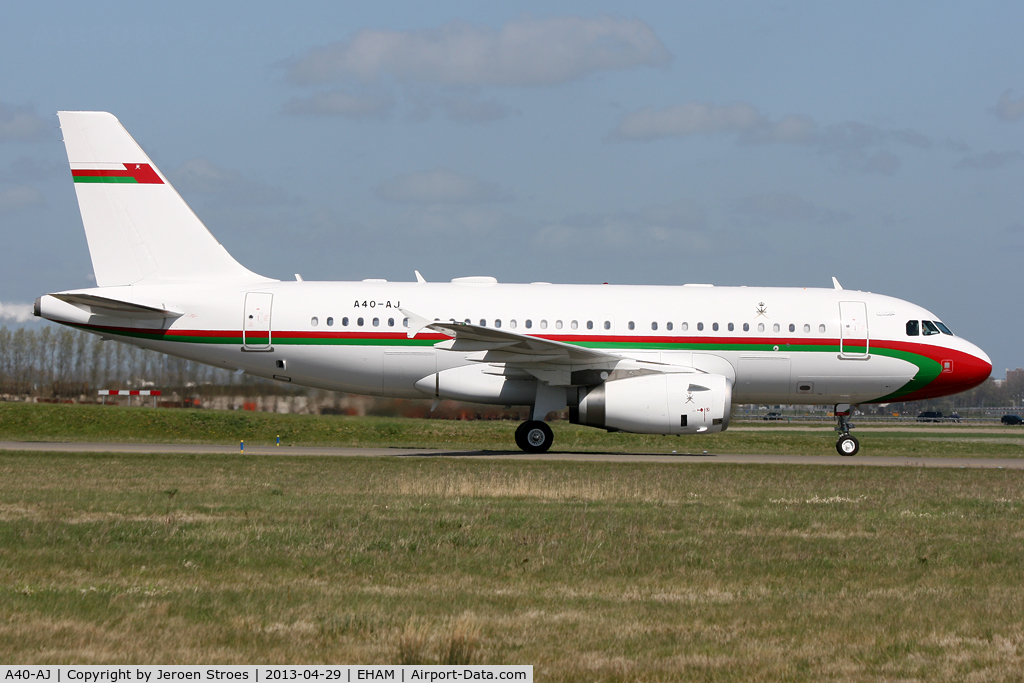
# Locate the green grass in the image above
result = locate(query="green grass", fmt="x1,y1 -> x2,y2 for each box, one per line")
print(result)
2,402 -> 1023,458
1,451 -> 1023,680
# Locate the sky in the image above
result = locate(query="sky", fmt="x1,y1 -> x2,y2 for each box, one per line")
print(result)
1,1 -> 1022,375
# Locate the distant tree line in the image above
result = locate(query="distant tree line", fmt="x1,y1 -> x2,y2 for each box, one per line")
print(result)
0,325 -> 255,399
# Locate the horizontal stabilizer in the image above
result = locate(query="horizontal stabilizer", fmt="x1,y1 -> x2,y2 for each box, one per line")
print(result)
50,293 -> 182,319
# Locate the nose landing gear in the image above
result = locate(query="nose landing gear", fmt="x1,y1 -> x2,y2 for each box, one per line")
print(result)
834,404 -> 859,456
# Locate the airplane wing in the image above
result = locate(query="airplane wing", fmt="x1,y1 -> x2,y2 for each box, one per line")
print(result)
403,310 -> 691,386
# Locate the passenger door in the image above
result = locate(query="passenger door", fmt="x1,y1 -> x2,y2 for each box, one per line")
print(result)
839,301 -> 869,358
243,292 -> 273,350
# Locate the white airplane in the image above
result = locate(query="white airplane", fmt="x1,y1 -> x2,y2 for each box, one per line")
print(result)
35,112 -> 992,455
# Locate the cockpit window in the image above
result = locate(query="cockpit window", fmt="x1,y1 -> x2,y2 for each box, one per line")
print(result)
906,320 -> 919,336
934,321 -> 953,336
922,320 -> 941,336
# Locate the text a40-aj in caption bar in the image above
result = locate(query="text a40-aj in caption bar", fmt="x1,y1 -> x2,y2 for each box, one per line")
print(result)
0,667 -> 532,683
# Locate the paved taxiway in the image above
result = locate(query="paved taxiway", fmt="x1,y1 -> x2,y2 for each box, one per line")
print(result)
1,441 -> 1022,469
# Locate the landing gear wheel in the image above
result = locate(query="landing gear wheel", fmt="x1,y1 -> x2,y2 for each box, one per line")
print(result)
515,420 -> 554,453
836,434 -> 859,456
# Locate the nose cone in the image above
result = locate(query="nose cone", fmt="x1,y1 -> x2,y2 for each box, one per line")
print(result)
905,341 -> 992,401
954,344 -> 992,393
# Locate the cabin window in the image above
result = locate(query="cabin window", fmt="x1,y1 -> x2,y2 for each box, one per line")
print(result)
628,321 -> 635,330
727,322 -> 734,332
697,322 -> 704,331
712,323 -> 719,331
327,317 -> 334,327
555,320 -> 563,330
773,323 -> 780,333
372,318 -> 379,326
788,324 -> 795,332
651,322 -> 658,331
586,320 -> 593,330
342,317 -> 349,326
480,319 -> 486,326
935,321 -> 953,335
495,319 -> 502,328
540,320 -> 547,329
803,324 -> 810,333
667,322 -> 673,331
525,319 -> 532,329
819,324 -> 826,333
388,318 -> 395,327
743,322 -> 749,332
311,317 -> 319,326
758,323 -> 764,332
682,322 -> 689,331
403,318 -> 409,327
357,317 -> 364,326
510,320 -> 517,329
922,320 -> 940,336
603,321 -> 611,330
571,320 -> 578,330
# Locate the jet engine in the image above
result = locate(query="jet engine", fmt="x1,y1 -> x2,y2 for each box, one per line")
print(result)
569,372 -> 732,435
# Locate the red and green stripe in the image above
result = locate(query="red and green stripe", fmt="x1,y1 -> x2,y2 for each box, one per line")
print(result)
72,163 -> 163,184
71,322 -> 964,402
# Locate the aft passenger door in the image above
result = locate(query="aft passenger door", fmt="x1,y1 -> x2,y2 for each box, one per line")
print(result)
839,301 -> 869,358
243,292 -> 273,350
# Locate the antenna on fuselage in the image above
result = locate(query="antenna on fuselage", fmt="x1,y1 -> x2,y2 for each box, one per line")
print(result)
415,270 -> 426,283
832,277 -> 843,290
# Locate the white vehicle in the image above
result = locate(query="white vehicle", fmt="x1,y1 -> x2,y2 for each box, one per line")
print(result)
36,112 -> 993,455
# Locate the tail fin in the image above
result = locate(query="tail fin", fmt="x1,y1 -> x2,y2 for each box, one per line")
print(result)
57,111 -> 271,287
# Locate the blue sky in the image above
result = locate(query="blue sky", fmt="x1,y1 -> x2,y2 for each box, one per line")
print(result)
1,1 -> 1022,375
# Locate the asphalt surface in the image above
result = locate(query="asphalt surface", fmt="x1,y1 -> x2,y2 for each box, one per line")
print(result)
1,441 -> 1022,469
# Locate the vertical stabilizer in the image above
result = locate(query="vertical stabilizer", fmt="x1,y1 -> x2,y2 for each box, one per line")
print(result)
58,111 -> 271,286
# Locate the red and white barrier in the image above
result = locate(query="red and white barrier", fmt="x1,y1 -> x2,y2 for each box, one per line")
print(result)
98,390 -> 162,395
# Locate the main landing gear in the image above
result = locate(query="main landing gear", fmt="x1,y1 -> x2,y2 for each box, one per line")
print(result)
515,420 -> 554,453
834,403 -> 859,456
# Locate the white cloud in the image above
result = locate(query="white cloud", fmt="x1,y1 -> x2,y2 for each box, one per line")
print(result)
434,95 -> 514,124
282,90 -> 395,119
611,102 -> 762,140
533,201 -> 709,252
0,301 -> 35,323
287,15 -> 669,87
375,169 -> 510,204
170,159 -> 296,206
734,193 -> 850,225
861,150 -> 901,175
955,150 -> 1024,170
992,90 -> 1024,122
0,104 -> 50,143
0,185 -> 45,214
611,100 -> 931,173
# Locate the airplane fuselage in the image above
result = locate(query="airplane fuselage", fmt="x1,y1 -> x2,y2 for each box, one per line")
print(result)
38,279 -> 992,407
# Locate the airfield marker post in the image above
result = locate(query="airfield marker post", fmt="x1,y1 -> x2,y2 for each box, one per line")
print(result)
240,440 -> 244,452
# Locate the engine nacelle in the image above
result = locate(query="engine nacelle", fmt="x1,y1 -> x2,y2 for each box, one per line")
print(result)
569,373 -> 732,435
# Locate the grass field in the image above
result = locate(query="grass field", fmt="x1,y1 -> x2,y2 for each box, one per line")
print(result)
2,448 -> 1024,680
2,402 -> 1024,458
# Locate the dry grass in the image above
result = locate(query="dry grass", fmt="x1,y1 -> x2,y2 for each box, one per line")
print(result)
1,450 -> 1023,680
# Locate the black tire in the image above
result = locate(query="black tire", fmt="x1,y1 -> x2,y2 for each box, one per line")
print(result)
515,420 -> 554,453
836,434 -> 859,456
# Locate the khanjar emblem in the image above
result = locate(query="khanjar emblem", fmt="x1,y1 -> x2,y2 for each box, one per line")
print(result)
685,392 -> 694,404
755,302 -> 768,318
